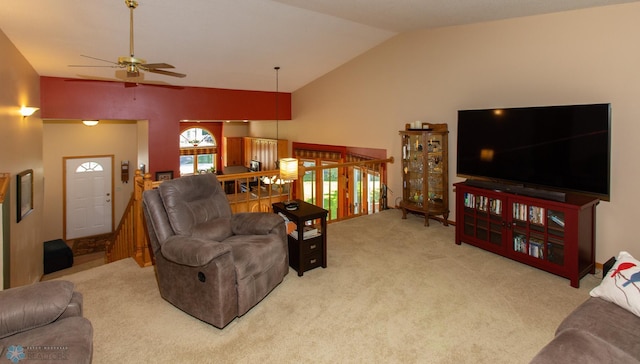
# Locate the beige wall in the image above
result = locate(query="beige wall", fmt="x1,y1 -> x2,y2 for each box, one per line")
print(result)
223,122 -> 250,137
42,120 -> 138,242
289,3 -> 640,263
0,30 -> 44,286
137,120 -> 149,174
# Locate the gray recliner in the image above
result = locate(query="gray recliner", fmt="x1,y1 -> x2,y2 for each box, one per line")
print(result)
142,173 -> 288,328
0,280 -> 93,364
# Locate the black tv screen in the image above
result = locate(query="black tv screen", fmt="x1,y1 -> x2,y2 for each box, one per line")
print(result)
456,103 -> 611,201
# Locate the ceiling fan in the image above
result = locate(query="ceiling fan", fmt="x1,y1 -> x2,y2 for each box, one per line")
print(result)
69,0 -> 186,79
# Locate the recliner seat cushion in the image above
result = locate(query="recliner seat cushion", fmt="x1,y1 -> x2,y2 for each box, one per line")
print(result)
224,234 -> 283,280
161,235 -> 232,267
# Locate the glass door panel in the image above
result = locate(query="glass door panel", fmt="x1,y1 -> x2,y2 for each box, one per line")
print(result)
353,167 -> 362,215
322,162 -> 338,220
302,160 -> 316,205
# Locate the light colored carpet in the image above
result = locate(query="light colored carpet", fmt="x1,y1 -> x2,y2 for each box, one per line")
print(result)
56,209 -> 601,363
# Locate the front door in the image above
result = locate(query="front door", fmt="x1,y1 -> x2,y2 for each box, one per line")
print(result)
64,156 -> 113,240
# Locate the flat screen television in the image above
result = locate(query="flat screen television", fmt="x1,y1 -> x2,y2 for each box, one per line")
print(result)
456,103 -> 611,201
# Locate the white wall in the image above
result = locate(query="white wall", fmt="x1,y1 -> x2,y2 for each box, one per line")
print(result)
289,3 -> 640,263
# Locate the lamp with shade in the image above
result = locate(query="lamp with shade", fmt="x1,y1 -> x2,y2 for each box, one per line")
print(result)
279,157 -> 298,210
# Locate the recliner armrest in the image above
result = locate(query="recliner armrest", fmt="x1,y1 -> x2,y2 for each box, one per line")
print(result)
0,281 -> 76,339
231,213 -> 284,235
59,291 -> 83,319
161,235 -> 232,267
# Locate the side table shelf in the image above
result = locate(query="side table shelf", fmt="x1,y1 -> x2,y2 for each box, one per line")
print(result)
273,200 -> 328,276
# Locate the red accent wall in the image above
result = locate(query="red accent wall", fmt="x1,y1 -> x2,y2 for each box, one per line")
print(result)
40,76 -> 291,176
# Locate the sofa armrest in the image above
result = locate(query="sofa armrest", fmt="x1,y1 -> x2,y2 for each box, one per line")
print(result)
530,328 -> 640,364
0,280 -> 75,339
231,212 -> 284,235
161,235 -> 231,267
59,291 -> 83,320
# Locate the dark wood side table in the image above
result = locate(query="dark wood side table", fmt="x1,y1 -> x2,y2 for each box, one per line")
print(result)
272,200 -> 328,276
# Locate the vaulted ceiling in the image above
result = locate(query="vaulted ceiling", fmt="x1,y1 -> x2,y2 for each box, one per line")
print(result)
1,0 -> 636,92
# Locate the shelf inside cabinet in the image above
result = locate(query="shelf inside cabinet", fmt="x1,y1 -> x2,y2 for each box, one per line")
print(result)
399,123 -> 449,226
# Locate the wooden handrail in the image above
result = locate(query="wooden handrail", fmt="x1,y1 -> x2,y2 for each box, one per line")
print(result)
105,193 -> 135,264
105,156 -> 394,267
299,156 -> 394,172
105,171 -> 155,267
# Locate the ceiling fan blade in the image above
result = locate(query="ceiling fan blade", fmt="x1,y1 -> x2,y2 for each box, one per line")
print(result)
141,63 -> 175,69
68,65 -> 119,68
80,54 -> 119,65
146,68 -> 187,78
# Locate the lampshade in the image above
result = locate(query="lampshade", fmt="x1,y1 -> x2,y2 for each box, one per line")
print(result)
279,158 -> 298,181
82,120 -> 99,126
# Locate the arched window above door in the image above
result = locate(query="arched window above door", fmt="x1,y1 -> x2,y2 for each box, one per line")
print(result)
179,127 -> 218,175
179,127 -> 216,148
75,161 -> 104,173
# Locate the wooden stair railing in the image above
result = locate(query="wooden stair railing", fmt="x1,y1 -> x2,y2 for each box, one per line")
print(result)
105,171 -> 156,267
105,156 -> 394,268
104,194 -> 134,264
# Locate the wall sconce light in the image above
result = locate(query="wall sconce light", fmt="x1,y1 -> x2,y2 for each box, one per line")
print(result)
82,120 -> 99,127
20,106 -> 39,119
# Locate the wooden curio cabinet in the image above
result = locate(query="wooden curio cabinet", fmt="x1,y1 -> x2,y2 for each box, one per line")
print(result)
399,123 -> 449,226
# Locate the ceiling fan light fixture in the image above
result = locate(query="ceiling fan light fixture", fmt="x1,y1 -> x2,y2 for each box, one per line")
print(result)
82,120 -> 99,127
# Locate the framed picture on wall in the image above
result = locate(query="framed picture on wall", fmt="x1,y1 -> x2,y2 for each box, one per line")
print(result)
17,169 -> 33,222
155,171 -> 174,181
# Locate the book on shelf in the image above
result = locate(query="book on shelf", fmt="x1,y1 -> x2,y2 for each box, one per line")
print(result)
513,234 -> 527,253
513,235 -> 545,259
529,239 -> 544,259
278,212 -> 297,234
548,214 -> 565,227
490,199 -> 502,215
464,193 -> 475,208
528,206 -> 545,225
290,225 -> 320,240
